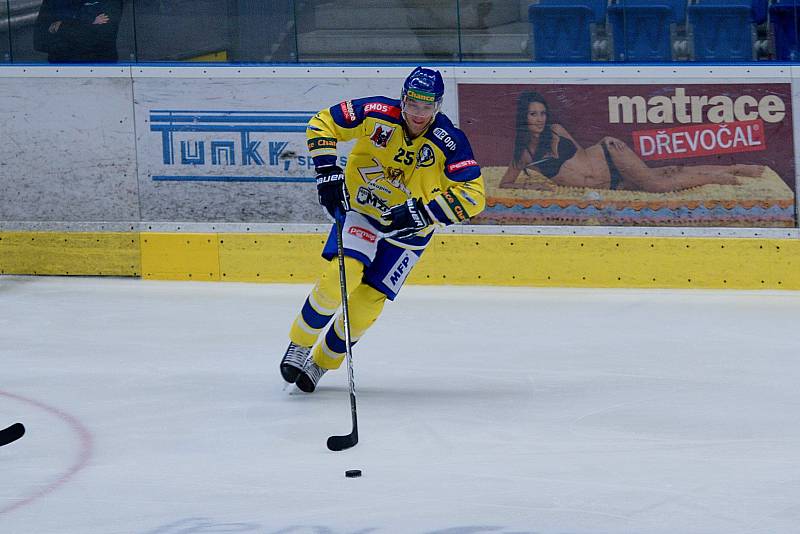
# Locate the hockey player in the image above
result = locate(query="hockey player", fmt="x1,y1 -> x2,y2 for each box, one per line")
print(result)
280,67 -> 486,392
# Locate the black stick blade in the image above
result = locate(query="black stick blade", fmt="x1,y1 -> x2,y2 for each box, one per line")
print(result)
0,423 -> 25,447
327,430 -> 358,451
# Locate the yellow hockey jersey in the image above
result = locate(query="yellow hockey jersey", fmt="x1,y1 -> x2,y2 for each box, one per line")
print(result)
306,96 -> 485,232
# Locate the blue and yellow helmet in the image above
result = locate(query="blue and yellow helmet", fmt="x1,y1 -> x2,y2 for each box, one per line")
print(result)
401,67 -> 445,105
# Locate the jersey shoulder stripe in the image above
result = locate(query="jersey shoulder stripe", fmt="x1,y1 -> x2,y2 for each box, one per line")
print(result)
424,114 -> 481,182
330,96 -> 403,128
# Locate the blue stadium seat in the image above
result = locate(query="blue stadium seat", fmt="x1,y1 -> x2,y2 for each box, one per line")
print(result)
688,0 -> 755,61
770,0 -> 800,60
752,0 -> 769,23
529,0 -> 609,22
528,1 -> 608,62
582,0 -> 609,20
607,0 -> 687,62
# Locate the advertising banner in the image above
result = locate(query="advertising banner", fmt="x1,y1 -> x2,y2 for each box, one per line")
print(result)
460,83 -> 796,227
133,70 -> 458,223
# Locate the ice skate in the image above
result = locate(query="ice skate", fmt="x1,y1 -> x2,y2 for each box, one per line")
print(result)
296,359 -> 327,393
280,342 -> 311,384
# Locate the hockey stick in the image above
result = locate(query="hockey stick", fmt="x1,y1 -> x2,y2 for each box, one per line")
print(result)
0,422 -> 25,447
326,214 -> 359,451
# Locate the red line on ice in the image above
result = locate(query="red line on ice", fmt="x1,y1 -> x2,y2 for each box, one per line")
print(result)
0,390 -> 94,515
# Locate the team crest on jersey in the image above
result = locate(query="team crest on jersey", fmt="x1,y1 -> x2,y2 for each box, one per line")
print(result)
356,186 -> 390,212
385,167 -> 411,195
416,144 -> 435,168
369,124 -> 395,148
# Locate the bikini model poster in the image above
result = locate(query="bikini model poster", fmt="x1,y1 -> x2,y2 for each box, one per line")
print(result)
459,83 -> 796,228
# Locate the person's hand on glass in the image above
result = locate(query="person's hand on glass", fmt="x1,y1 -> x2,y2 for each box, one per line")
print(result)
48,21 -> 62,33
93,13 -> 110,25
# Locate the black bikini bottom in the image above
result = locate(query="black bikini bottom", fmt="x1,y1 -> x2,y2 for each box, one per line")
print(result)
601,141 -> 623,190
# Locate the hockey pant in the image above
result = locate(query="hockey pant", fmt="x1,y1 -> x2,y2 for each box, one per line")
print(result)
289,257 -> 386,370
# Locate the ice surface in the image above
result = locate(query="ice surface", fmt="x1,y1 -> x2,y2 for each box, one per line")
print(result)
1,275 -> 800,534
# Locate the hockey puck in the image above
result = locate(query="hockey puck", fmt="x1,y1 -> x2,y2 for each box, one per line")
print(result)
345,469 -> 362,478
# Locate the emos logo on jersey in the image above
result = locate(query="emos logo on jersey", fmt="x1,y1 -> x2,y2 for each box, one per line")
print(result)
370,124 -> 395,148
349,226 -> 377,243
447,159 -> 478,173
364,102 -> 389,114
363,102 -> 401,118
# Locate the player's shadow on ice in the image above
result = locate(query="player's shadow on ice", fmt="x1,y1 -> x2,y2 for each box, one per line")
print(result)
0,276 -> 39,292
290,383 -> 521,403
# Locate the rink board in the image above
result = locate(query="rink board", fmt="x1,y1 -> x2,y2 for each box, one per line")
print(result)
2,230 -> 799,290
0,232 -> 140,276
2,65 -> 800,289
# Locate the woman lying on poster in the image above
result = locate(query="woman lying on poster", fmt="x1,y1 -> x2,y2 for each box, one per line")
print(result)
500,91 -> 765,192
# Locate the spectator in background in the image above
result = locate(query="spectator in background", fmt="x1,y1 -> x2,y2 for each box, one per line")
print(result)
34,0 -> 123,63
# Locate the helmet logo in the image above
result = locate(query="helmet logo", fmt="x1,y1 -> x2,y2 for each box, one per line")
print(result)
406,89 -> 436,103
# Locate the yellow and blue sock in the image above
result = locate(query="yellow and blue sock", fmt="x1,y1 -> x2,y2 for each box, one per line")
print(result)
312,283 -> 387,370
289,256 -> 366,349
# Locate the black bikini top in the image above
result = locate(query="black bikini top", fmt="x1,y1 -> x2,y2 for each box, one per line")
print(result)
527,136 -> 577,179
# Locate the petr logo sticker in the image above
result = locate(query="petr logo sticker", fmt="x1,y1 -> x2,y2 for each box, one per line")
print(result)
348,226 -> 377,243
447,159 -> 478,173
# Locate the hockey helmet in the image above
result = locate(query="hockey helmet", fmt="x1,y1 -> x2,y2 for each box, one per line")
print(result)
401,67 -> 445,105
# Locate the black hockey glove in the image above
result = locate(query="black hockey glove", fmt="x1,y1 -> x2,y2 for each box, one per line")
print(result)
315,165 -> 350,221
381,198 -> 433,238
